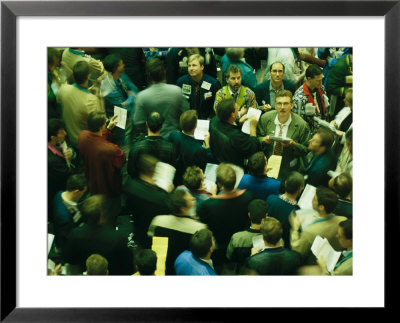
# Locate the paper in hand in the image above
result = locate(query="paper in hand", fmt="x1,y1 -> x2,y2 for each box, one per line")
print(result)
113,106 -> 127,129
194,119 -> 210,141
241,108 -> 262,134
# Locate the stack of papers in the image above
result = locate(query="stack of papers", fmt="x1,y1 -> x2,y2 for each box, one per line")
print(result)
269,136 -> 291,142
298,184 -> 316,210
152,236 -> 169,276
153,162 -> 176,192
194,119 -> 210,141
266,155 -> 282,179
311,235 -> 342,273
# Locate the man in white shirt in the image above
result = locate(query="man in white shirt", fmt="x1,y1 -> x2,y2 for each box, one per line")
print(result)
257,90 -> 311,180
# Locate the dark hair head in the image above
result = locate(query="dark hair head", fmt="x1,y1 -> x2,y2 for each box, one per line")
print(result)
332,173 -> 352,199
216,98 -> 236,122
183,166 -> 203,190
179,110 -> 198,132
146,58 -> 165,83
225,64 -> 242,78
248,152 -> 267,177
48,118 -> 65,141
284,171 -> 305,195
216,163 -> 236,191
248,199 -> 268,224
167,189 -> 189,214
103,54 -> 121,74
306,64 -> 323,79
260,217 -> 283,245
48,48 -> 60,65
190,228 -> 213,259
81,194 -> 104,225
86,254 -> 108,275
87,111 -> 107,132
136,249 -> 157,275
137,154 -> 158,177
276,89 -> 293,102
315,186 -> 338,214
225,48 -> 245,62
73,61 -> 90,84
147,111 -> 164,133
316,128 -> 335,149
269,61 -> 285,72
339,219 -> 352,240
66,174 -> 87,192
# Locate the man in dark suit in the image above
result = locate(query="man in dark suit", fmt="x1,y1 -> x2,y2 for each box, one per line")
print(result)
209,97 -> 268,168
305,128 -> 338,187
254,62 -> 295,109
168,110 -> 216,174
257,90 -> 311,180
64,195 -> 134,275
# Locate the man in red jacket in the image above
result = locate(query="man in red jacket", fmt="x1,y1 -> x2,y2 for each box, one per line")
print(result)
78,111 -> 126,197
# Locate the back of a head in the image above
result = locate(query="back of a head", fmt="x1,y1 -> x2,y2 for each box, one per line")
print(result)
136,249 -> 157,275
248,199 -> 268,224
317,128 -> 335,149
216,98 -> 235,122
260,217 -> 283,245
103,54 -> 121,74
146,58 -> 165,83
48,118 -> 65,141
284,171 -> 305,195
306,64 -> 323,79
73,61 -> 90,84
183,166 -> 203,190
167,189 -> 188,214
332,173 -> 352,199
216,163 -> 236,191
81,194 -> 104,225
315,186 -> 338,214
190,228 -> 213,259
87,111 -> 107,133
339,219 -> 352,240
225,48 -> 245,62
86,254 -> 109,275
66,174 -> 88,192
137,154 -> 158,177
147,111 -> 164,133
248,152 -> 266,177
179,110 -> 198,133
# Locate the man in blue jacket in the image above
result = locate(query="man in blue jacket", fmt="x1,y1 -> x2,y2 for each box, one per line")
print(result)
176,54 -> 221,120
174,228 -> 217,275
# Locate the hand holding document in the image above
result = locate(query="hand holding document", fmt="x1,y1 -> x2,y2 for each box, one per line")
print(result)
113,106 -> 127,129
311,235 -> 341,273
194,119 -> 210,141
241,108 -> 262,134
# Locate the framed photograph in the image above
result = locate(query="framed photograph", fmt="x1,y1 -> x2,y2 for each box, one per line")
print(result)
1,0 -> 397,320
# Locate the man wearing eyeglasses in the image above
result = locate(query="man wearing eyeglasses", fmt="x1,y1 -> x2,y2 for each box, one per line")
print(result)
254,62 -> 295,109
257,90 -> 310,180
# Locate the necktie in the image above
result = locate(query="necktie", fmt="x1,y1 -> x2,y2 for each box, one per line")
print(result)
232,92 -> 238,102
273,124 -> 283,155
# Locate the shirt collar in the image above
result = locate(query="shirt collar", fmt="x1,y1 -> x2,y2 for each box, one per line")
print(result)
269,82 -> 284,92
199,257 -> 214,269
228,85 -> 241,97
274,113 -> 292,127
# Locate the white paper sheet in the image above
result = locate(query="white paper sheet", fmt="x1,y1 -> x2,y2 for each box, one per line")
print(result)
113,106 -> 127,129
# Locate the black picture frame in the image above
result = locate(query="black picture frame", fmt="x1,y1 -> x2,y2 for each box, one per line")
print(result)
1,0 -> 397,321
